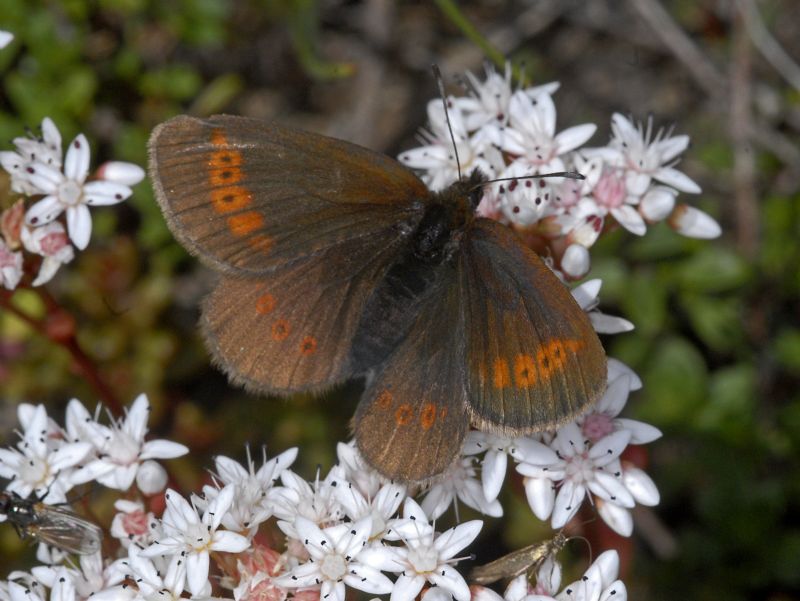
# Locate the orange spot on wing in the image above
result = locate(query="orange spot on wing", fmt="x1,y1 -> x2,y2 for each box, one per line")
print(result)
536,340 -> 568,379
248,234 -> 274,255
514,354 -> 538,388
256,293 -> 276,315
395,404 -> 413,426
210,187 -> 252,213
227,212 -> 264,236
208,166 -> 243,187
492,358 -> 511,389
420,403 -> 437,430
564,339 -> 584,353
271,319 -> 290,341
210,129 -> 228,146
300,336 -> 317,356
209,148 -> 242,170
376,390 -> 393,409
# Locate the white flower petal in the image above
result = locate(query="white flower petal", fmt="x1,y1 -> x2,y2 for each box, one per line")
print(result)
64,135 -> 90,182
669,204 -> 721,239
186,550 -> 210,595
481,449 -> 507,503
0,31 -> 13,49
614,418 -> 662,444
211,529 -> 250,553
429,564 -> 471,601
434,520 -> 482,559
592,472 -> 635,508
551,480 -> 585,528
588,430 -> 631,465
654,166 -> 701,193
561,243 -> 590,278
597,500 -> 633,537
343,564 -> 394,594
610,205 -> 646,236
524,476 -> 555,520
606,358 -> 642,390
640,186 -> 677,221
25,196 -> 63,227
140,439 -> 189,460
66,204 -> 92,250
390,574 -> 426,601
593,549 -> 620,584
622,466 -> 660,505
589,312 -> 635,334
97,161 -> 145,186
554,123 -> 597,154
83,181 -> 133,205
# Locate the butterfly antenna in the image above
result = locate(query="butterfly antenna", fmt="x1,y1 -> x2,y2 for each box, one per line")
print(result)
470,171 -> 585,194
432,64 -> 463,181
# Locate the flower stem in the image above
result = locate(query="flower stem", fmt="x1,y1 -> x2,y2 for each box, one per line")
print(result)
433,0 -> 507,71
0,289 -> 123,415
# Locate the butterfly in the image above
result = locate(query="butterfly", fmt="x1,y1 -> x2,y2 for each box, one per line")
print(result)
148,114 -> 607,482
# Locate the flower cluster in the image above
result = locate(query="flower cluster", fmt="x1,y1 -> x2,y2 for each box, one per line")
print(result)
400,63 -> 720,279
0,117 -> 144,288
0,335 -> 652,599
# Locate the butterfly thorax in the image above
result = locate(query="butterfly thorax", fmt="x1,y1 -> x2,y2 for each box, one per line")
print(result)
349,169 -> 487,373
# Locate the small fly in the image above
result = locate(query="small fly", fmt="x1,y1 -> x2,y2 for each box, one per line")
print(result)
470,532 -> 568,585
0,492 -> 103,555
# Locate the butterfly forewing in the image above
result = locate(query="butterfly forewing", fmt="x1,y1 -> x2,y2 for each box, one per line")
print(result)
461,219 -> 607,434
202,230 -> 415,395
355,266 -> 469,482
149,115 -> 429,275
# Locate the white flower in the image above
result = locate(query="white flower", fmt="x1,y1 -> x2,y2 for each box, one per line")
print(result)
421,456 -> 502,520
141,485 -> 250,596
114,544 -> 194,601
570,279 -> 634,334
69,394 -> 188,491
604,113 -> 701,196
497,90 -> 596,175
399,99 -> 503,191
516,422 -> 634,532
668,203 -> 721,239
577,374 -> 662,446
372,499 -> 482,601
271,467 -> 345,539
20,222 -> 74,286
462,431 -> 532,504
0,31 -> 13,49
0,405 -> 91,503
110,499 -> 156,549
0,118 -> 63,195
336,441 -> 388,499
200,446 -> 297,537
0,238 -> 23,290
32,552 -> 126,600
22,133 -> 133,249
334,479 -> 406,541
561,243 -> 590,279
274,516 -> 394,601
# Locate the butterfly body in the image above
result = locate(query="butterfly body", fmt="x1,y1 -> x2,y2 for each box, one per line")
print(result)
149,115 -> 606,482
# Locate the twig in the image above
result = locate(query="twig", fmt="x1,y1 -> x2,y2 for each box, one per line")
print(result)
0,290 -> 123,415
730,5 -> 759,257
737,0 -> 800,93
628,0 -> 800,168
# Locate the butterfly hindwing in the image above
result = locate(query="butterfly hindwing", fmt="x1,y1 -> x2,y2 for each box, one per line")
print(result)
460,219 -> 607,434
202,231 -> 412,395
149,115 -> 429,275
354,266 -> 469,482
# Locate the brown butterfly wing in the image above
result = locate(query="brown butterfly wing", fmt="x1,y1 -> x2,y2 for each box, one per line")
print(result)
461,219 -> 607,434
201,230 -> 413,395
149,115 -> 429,275
354,267 -> 469,482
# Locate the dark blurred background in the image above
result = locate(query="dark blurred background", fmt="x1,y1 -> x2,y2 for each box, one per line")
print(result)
1,1 -> 799,599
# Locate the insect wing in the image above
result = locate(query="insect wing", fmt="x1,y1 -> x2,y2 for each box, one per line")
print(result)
28,503 -> 103,555
470,533 -> 568,584
149,115 -> 429,275
354,266 -> 469,481
202,230 -> 414,395
460,219 -> 607,434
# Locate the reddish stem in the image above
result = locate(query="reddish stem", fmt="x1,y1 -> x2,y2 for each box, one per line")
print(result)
0,289 -> 123,415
